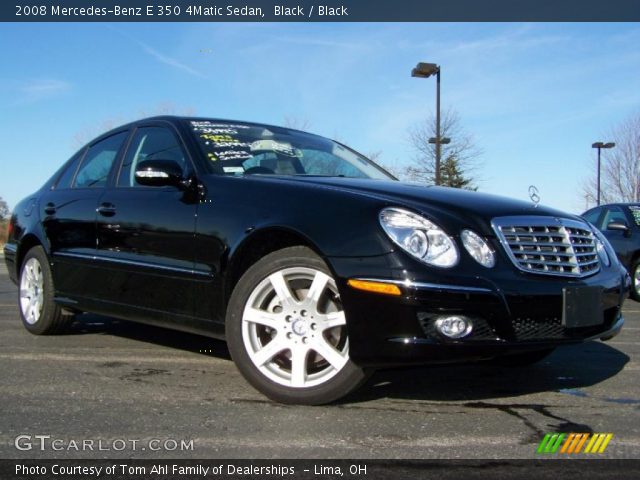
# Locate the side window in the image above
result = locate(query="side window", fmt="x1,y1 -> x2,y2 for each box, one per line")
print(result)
55,150 -> 85,189
74,132 -> 128,188
118,127 -> 187,187
602,207 -> 628,228
582,208 -> 602,228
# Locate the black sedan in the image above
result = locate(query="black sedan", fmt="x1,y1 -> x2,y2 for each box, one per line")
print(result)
4,116 -> 629,404
583,203 -> 640,300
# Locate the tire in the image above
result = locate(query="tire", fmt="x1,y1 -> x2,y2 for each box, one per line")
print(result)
630,259 -> 640,302
226,246 -> 370,405
18,246 -> 73,335
491,348 -> 556,367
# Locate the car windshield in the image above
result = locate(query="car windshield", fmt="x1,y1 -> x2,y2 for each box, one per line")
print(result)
628,206 -> 640,226
188,119 -> 394,180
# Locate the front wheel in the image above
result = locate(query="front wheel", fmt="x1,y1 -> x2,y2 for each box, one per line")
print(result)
226,246 -> 370,405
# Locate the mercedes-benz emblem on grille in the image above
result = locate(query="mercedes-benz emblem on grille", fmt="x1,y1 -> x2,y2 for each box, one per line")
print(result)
528,185 -> 540,207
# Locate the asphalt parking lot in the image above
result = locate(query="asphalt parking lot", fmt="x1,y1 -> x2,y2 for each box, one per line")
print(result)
0,258 -> 639,460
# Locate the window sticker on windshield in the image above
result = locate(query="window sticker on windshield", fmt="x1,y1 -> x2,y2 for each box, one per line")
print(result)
222,166 -> 245,174
250,140 -> 300,157
628,206 -> 640,226
191,121 -> 251,130
202,137 -> 251,149
216,150 -> 252,161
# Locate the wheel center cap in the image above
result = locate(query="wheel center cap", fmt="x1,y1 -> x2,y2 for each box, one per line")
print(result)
291,319 -> 308,336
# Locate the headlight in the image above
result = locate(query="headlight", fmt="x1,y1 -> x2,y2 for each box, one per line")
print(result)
379,207 -> 459,267
587,223 -> 613,267
461,229 -> 496,268
593,233 -> 611,267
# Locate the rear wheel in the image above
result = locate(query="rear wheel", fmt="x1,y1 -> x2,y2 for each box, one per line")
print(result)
491,348 -> 555,367
226,246 -> 370,405
631,259 -> 640,301
19,246 -> 73,335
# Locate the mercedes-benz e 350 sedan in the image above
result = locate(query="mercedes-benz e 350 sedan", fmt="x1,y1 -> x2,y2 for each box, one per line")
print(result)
4,116 -> 629,404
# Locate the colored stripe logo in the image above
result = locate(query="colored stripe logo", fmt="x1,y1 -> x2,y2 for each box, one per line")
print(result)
536,433 -> 613,454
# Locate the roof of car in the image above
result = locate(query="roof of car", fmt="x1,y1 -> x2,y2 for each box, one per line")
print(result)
89,115 -> 323,148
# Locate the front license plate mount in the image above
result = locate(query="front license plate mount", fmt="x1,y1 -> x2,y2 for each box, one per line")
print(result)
562,286 -> 603,328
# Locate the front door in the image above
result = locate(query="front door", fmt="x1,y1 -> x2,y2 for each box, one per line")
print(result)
93,125 -> 199,322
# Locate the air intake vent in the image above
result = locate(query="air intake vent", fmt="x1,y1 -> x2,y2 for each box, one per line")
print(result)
492,216 -> 600,278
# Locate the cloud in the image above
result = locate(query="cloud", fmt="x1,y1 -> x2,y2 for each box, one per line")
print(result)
106,25 -> 206,78
275,35 -> 369,50
139,42 -> 206,78
18,79 -> 71,103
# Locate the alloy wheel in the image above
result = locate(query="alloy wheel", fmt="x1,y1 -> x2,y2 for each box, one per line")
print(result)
20,257 -> 44,325
241,267 -> 349,388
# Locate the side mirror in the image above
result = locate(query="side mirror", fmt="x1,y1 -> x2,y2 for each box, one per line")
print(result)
135,160 -> 183,187
607,221 -> 630,234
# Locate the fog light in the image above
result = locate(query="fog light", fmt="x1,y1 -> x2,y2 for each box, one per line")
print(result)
435,316 -> 473,339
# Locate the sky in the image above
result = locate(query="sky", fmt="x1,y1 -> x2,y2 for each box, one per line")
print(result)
1,22 -> 639,213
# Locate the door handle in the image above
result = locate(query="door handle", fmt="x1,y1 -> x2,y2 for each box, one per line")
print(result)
44,203 -> 56,215
97,203 -> 116,217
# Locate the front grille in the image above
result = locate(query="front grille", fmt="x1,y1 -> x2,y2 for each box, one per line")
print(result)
512,317 -> 565,340
492,216 -> 600,278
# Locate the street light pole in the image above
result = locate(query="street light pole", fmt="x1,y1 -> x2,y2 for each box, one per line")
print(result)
435,68 -> 441,185
412,62 -> 445,185
592,141 -> 616,206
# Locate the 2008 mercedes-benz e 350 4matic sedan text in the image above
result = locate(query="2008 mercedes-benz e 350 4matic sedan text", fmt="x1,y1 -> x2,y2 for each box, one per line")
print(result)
4,116 -> 629,404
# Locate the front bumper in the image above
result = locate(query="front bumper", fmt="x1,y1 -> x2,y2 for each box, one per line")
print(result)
330,253 -> 628,368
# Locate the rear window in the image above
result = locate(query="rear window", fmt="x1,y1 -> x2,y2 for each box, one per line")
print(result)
74,132 -> 128,188
55,151 -> 84,189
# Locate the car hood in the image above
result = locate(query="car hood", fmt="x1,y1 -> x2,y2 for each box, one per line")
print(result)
257,176 -> 577,222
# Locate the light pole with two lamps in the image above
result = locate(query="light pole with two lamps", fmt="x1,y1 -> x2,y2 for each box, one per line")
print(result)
412,62 -> 450,186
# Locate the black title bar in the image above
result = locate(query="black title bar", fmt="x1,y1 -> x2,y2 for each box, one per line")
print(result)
4,0 -> 640,22
5,459 -> 640,480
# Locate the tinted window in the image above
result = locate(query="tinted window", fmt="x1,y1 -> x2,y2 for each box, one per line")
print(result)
118,127 -> 187,187
582,208 -> 602,227
74,132 -> 128,188
55,151 -> 84,189
602,207 -> 627,228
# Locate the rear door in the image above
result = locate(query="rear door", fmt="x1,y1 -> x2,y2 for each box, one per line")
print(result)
93,124 -> 200,322
43,131 -> 129,300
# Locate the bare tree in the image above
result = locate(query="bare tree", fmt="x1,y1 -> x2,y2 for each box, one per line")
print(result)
0,196 -> 8,221
404,108 -> 482,189
283,116 -> 312,131
582,112 -> 640,207
0,196 -> 9,246
367,150 -> 382,163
